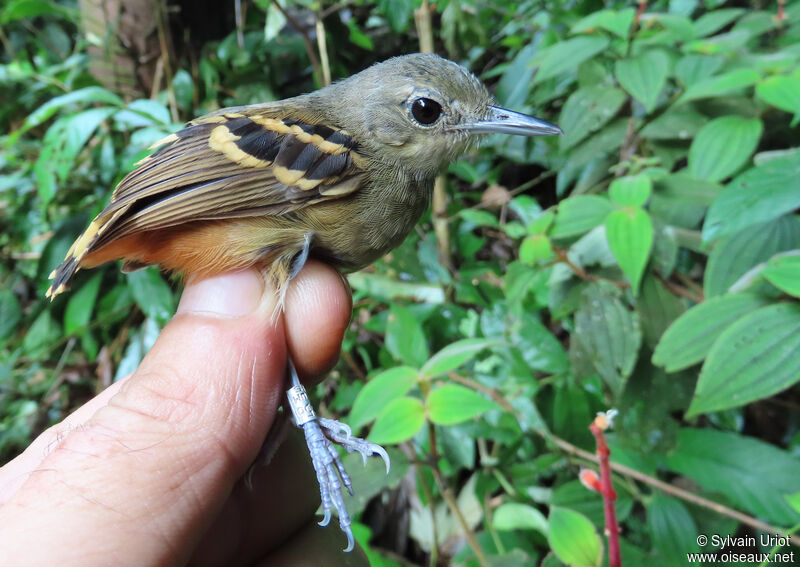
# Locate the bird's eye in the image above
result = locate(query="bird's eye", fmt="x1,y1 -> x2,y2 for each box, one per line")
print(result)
411,98 -> 442,125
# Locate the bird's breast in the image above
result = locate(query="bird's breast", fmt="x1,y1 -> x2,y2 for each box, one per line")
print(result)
305,174 -> 433,272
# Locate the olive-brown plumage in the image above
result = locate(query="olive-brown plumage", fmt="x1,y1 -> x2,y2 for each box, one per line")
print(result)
47,53 -> 560,301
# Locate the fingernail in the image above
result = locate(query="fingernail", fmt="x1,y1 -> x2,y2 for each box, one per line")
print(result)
177,270 -> 264,317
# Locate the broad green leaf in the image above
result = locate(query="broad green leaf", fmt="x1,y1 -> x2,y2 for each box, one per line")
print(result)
653,294 -> 768,371
574,284 -> 642,394
688,116 -> 762,182
703,152 -> 800,241
637,275 -> 686,348
0,289 -> 21,340
676,69 -> 760,105
533,36 -> 610,84
705,217 -> 800,298
494,503 -> 548,534
571,8 -> 635,38
665,428 -> 800,525
64,273 -> 102,335
763,253 -> 800,297
551,479 -> 634,528
548,507 -> 602,567
127,268 -> 174,324
496,43 -> 538,110
756,75 -> 800,118
648,495 -> 700,565
559,86 -> 627,149
689,303 -> 800,415
653,172 -> 721,206
420,338 -> 493,379
514,315 -> 569,374
614,50 -> 670,112
675,54 -> 725,87
386,304 -> 429,367
349,366 -> 418,430
16,87 -> 123,136
692,8 -> 745,37
609,175 -> 652,207
605,208 -> 653,294
368,397 -> 425,445
22,310 -> 59,356
550,196 -> 613,239
640,107 -> 708,140
1,0 -> 73,22
376,0 -> 413,32
427,384 -> 497,425
520,235 -> 554,264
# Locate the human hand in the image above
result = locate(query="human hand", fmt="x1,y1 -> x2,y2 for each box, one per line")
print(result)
0,262 -> 367,566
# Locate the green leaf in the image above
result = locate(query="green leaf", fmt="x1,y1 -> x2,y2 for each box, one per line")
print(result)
688,303 -> 800,415
376,0 -> 413,32
640,107 -> 708,140
548,507 -> 602,567
763,253 -> 800,297
172,69 -> 193,110
676,69 -> 760,105
648,494 -> 700,565
571,8 -> 636,38
665,428 -> 800,525
514,315 -> 570,374
653,293 -> 769,372
705,216 -> 800,296
609,175 -> 652,207
533,36 -> 610,84
385,305 -> 429,367
551,196 -> 613,239
559,86 -> 627,149
605,208 -> 653,294
16,87 -> 123,138
703,152 -> 800,241
127,268 -> 175,324
349,366 -> 418,430
494,503 -> 548,534
0,289 -> 21,340
420,338 -> 493,379
427,384 -> 497,425
692,8 -> 745,37
574,285 -> 642,395
756,75 -> 800,118
675,54 -> 725,87
496,43 -> 538,109
64,273 -> 102,335
347,273 -> 445,304
614,50 -> 670,112
1,0 -> 72,23
368,397 -> 425,445
22,310 -> 59,356
688,116 -> 763,182
520,235 -> 554,264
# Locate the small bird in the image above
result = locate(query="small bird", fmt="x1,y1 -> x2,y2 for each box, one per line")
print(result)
47,53 -> 561,551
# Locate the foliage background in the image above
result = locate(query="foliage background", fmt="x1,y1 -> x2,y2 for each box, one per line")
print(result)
2,0 -> 800,565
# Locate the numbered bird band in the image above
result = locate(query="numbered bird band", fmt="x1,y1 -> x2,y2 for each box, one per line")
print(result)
287,384 -> 316,426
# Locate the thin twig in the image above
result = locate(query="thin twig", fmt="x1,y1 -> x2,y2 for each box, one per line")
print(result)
154,0 -> 178,122
272,0 -> 323,86
315,12 -> 331,87
552,246 -> 630,289
655,273 -> 704,304
431,467 -> 488,566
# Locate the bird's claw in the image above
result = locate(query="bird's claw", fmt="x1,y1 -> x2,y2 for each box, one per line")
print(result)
318,418 -> 391,474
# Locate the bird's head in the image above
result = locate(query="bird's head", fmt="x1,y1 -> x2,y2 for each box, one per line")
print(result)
314,53 -> 562,180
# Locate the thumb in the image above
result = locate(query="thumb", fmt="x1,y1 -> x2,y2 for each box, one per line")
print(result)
3,270 -> 287,567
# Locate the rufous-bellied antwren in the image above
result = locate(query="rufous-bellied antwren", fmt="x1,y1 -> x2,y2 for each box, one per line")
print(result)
47,53 -> 561,551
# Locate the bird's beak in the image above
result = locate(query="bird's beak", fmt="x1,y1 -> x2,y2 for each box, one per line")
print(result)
456,105 -> 562,136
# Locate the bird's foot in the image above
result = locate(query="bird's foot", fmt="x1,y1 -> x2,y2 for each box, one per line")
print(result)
287,382 -> 390,552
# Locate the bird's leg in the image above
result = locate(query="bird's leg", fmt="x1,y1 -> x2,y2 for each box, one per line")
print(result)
286,357 -> 390,553
252,233 -> 390,552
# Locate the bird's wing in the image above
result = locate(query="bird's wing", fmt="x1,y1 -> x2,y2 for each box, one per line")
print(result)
46,106 -> 368,298
86,108 -> 367,250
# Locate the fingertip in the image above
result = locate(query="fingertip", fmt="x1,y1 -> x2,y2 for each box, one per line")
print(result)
283,261 -> 351,382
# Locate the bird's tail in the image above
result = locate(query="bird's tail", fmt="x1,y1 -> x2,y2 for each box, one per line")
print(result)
46,209 -> 123,299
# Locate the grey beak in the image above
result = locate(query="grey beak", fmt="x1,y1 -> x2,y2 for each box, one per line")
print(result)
457,105 -> 562,136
